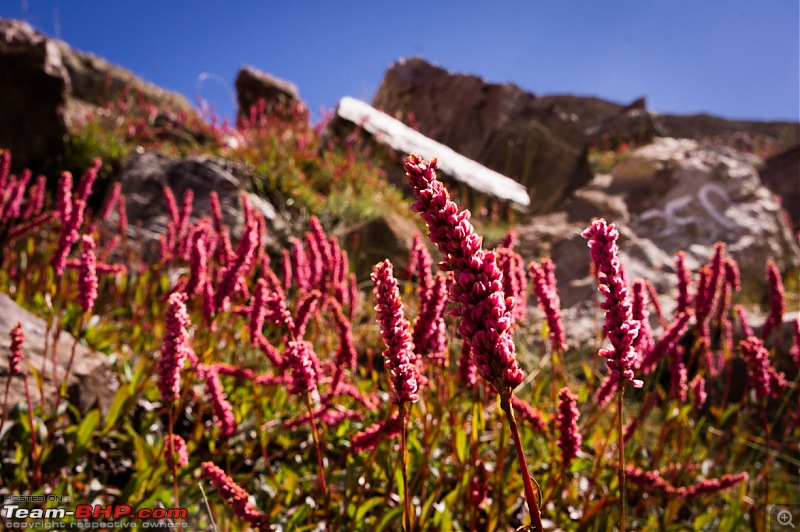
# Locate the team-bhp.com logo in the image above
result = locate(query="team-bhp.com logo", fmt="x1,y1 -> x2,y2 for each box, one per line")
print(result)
2,498 -> 188,529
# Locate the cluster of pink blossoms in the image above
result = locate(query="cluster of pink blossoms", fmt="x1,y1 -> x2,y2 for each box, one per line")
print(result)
556,387 -> 582,468
164,434 -> 188,469
529,259 -> 567,353
8,322 -> 24,376
201,462 -> 269,529
404,154 -> 523,395
371,260 -> 419,405
582,219 -> 643,392
157,293 -> 196,404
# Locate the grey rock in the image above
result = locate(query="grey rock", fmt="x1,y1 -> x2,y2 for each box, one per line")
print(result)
114,151 -> 286,260
0,293 -> 116,415
759,144 -> 800,231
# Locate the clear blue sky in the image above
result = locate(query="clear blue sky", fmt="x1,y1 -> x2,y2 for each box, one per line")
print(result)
2,1 -> 798,123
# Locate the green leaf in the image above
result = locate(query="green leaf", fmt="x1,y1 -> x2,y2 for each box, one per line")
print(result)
693,510 -> 718,530
719,403 -> 740,425
286,503 -> 311,531
103,387 -> 130,433
375,506 -> 403,532
70,409 -> 100,462
418,488 -> 441,528
354,496 -> 384,524
455,426 -> 467,464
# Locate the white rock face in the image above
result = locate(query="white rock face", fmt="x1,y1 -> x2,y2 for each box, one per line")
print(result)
611,137 -> 799,283
335,96 -> 530,208
516,137 -> 800,313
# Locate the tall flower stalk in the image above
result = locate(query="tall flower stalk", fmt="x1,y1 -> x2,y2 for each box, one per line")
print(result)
582,219 -> 642,532
404,154 -> 542,530
372,260 -> 419,531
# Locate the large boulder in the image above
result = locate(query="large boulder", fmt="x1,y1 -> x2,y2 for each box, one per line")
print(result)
515,138 -> 800,314
0,19 -> 70,169
0,19 -> 194,169
0,294 -> 116,415
235,66 -> 303,119
759,144 -> 800,231
114,152 -> 287,259
609,138 -> 799,285
330,96 -> 530,210
372,57 -> 593,215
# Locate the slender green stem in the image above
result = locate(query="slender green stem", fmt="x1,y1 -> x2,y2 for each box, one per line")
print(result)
306,394 -> 328,496
23,374 -> 40,486
168,406 -> 179,507
500,395 -> 543,531
400,402 -> 412,532
617,386 -> 626,532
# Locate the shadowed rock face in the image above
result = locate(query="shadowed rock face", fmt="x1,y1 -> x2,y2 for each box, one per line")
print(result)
0,294 -> 116,415
236,66 -> 303,119
0,20 -> 70,169
372,57 -> 593,215
339,212 -> 419,283
0,18 -> 193,169
759,145 -> 800,232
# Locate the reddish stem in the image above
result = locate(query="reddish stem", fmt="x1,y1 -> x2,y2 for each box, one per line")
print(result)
501,395 -> 543,531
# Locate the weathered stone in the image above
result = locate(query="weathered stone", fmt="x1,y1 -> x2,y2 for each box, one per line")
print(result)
0,293 -> 116,415
235,66 -> 302,118
339,212 -> 419,283
372,57 -> 592,215
0,19 -> 70,169
609,138 -> 799,289
114,151 -> 286,260
331,96 -> 530,210
0,18 -> 194,169
759,144 -> 800,231
515,138 -> 799,315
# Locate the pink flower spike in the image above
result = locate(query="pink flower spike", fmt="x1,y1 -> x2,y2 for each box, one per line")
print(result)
55,171 -> 73,223
405,154 -> 524,395
674,251 -> 693,317
158,293 -> 195,404
284,340 -> 320,397
164,434 -> 189,469
740,337 -> 787,400
556,387 -> 582,468
99,182 -> 121,222
8,322 -> 24,376
78,235 -> 99,314
202,365 -> 236,438
371,260 -> 419,405
762,260 -> 785,341
582,219 -> 642,390
214,222 -> 258,311
529,260 -> 567,353
201,462 -> 268,529
350,412 -> 403,453
75,158 -> 101,204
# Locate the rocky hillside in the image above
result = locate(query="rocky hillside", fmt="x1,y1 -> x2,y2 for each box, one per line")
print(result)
1,18 -> 798,299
